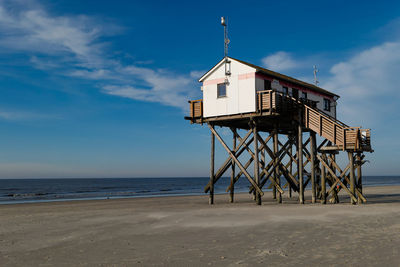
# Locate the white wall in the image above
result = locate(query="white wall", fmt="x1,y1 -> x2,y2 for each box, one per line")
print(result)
202,59 -> 256,118
201,58 -> 337,118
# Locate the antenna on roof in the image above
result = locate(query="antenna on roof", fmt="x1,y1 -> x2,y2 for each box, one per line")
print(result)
221,17 -> 231,78
313,65 -> 319,86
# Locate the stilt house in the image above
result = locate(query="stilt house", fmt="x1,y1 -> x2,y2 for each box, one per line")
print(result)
185,57 -> 372,205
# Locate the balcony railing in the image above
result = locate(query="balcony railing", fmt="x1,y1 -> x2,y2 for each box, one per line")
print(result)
189,99 -> 203,119
257,90 -> 317,113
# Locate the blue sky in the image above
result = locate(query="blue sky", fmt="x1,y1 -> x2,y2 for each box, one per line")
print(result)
0,0 -> 399,178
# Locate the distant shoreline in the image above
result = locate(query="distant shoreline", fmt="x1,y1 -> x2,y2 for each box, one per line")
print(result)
1,183 -> 399,206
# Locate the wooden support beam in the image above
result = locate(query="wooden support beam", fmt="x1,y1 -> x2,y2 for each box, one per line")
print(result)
317,139 -> 328,151
327,153 -> 339,204
230,128 -> 236,203
253,122 -> 261,205
316,154 -> 358,203
208,124 -> 264,197
274,142 -> 300,191
298,123 -> 304,204
327,156 -> 367,203
225,134 -> 273,193
249,145 -> 290,195
303,146 -> 311,162
292,158 -> 310,178
255,134 -> 290,193
356,152 -> 363,204
349,152 -> 356,204
288,137 -> 293,198
209,124 -> 215,205
321,153 -> 326,204
310,132 -> 317,203
274,124 -> 282,203
325,163 -> 350,198
204,129 -> 253,193
278,163 -> 299,192
233,131 -> 259,166
347,152 -> 357,205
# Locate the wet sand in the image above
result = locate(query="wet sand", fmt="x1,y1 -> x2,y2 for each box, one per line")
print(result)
1,185 -> 400,266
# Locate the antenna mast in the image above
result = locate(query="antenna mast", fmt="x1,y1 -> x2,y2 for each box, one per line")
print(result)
313,65 -> 319,86
221,17 -> 231,76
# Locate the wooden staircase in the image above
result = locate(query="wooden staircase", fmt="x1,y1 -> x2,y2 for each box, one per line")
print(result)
303,104 -> 371,151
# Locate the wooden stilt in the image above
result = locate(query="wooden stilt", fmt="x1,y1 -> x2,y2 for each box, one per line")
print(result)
288,136 -> 293,198
274,125 -> 282,203
261,144 -> 265,178
230,128 -> 236,203
321,153 -> 326,204
260,142 -> 266,202
271,131 -> 276,200
298,123 -> 304,204
310,132 -> 316,203
349,152 -> 356,205
356,152 -> 363,204
331,153 -> 339,203
209,124 -> 215,205
253,121 -> 261,205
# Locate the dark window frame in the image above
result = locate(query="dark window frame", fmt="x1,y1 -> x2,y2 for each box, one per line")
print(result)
292,88 -> 299,99
324,98 -> 331,111
217,83 -> 227,98
283,86 -> 288,95
302,91 -> 307,99
264,79 -> 271,90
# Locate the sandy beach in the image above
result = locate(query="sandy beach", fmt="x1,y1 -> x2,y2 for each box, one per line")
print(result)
1,185 -> 399,266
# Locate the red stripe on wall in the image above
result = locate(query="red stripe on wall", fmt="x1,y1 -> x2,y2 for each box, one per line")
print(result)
238,73 -> 256,80
203,78 -> 225,86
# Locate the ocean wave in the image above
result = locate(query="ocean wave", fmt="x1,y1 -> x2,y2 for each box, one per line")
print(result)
7,192 -> 48,198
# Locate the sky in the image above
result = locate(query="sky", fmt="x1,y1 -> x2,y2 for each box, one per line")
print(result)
0,0 -> 399,178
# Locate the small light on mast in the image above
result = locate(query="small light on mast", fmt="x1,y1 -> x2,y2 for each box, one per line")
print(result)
221,17 -> 226,26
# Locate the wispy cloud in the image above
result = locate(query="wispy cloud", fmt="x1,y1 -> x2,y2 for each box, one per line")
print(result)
323,41 -> 400,126
262,51 -> 299,72
0,0 -> 199,111
262,40 -> 400,129
0,109 -> 59,121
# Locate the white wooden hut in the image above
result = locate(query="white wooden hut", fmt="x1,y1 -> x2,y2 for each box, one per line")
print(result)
198,57 -> 339,119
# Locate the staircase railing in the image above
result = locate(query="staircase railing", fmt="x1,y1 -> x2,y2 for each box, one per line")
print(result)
257,90 -> 371,151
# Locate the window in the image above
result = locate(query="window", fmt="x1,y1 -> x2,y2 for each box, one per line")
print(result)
264,80 -> 271,90
302,92 -> 307,99
324,98 -> 331,111
292,88 -> 299,99
217,83 -> 226,98
283,86 -> 288,95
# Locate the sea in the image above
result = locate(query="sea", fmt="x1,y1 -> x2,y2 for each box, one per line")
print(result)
0,176 -> 399,205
